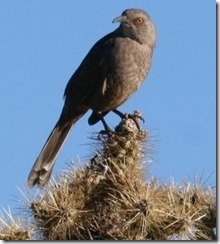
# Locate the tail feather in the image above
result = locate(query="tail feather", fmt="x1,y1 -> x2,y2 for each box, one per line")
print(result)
27,121 -> 73,188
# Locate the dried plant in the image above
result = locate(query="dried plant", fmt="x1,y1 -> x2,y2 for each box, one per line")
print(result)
0,112 -> 216,240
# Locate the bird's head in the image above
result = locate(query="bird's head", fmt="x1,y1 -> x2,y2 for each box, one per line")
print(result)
113,8 -> 156,47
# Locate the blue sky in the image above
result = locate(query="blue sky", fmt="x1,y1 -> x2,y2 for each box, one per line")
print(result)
0,0 -> 216,211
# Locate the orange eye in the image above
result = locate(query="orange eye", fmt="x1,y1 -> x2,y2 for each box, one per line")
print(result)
134,17 -> 144,25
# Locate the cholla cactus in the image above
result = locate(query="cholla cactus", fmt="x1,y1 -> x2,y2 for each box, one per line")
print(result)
0,209 -> 31,240
0,112 -> 216,240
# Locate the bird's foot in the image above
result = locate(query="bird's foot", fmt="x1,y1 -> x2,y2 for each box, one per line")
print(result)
98,127 -> 114,140
98,110 -> 144,139
113,109 -> 144,131
127,110 -> 145,131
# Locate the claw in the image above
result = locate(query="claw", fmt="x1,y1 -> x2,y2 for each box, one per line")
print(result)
128,114 -> 141,131
98,128 -> 114,140
112,109 -> 144,131
133,110 -> 145,122
127,111 -> 144,131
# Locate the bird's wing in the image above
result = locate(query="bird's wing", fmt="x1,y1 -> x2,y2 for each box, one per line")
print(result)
63,32 -> 116,107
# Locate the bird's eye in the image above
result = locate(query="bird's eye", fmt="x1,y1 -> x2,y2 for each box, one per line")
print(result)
133,17 -> 144,25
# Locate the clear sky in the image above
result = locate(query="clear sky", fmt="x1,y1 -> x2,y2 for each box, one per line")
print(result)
0,0 -> 216,211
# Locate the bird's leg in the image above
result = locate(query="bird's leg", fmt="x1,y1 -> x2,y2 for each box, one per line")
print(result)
112,109 -> 144,131
100,116 -> 112,133
97,112 -> 113,137
112,109 -> 126,119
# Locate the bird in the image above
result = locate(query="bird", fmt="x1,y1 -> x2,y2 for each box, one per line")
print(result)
27,8 -> 156,188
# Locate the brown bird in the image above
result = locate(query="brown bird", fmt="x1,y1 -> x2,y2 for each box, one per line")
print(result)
27,8 -> 156,188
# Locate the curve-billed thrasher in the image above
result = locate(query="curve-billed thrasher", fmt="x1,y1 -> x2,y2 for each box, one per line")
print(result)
28,8 -> 156,188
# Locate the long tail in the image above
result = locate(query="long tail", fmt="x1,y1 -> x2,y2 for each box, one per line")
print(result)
27,120 -> 73,188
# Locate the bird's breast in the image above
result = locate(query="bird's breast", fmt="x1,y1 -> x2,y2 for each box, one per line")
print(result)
88,39 -> 153,112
